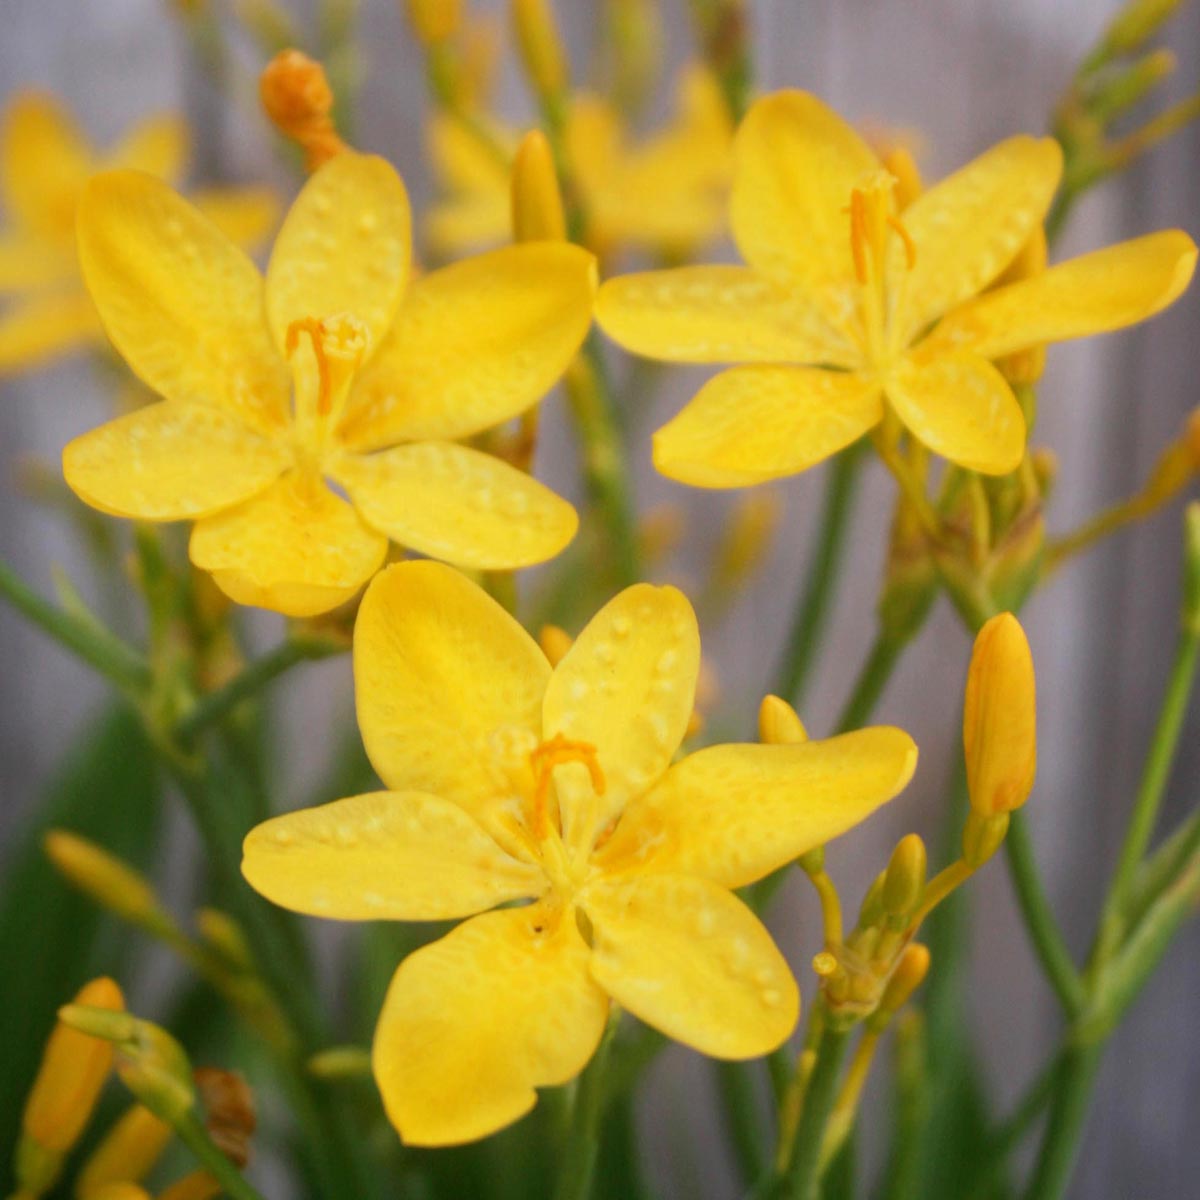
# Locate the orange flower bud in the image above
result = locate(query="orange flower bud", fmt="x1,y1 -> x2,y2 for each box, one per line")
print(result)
77,1104 -> 172,1194
405,0 -> 462,46
259,49 -> 348,172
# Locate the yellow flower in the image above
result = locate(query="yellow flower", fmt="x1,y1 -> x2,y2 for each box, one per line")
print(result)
594,89 -> 1198,485
0,92 -> 277,376
426,65 -> 732,261
64,153 -> 595,616
242,561 -> 917,1144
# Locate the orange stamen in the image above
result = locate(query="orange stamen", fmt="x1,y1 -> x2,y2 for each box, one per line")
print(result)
285,317 -> 333,416
848,190 -> 869,284
529,733 -> 606,840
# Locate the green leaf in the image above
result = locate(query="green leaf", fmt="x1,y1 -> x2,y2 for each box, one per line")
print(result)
0,704 -> 162,1185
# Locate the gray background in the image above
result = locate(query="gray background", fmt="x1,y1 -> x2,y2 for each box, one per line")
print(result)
1,1 -> 1198,1196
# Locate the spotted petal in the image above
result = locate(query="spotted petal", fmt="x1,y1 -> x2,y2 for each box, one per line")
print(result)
584,873 -> 798,1058
373,907 -> 609,1145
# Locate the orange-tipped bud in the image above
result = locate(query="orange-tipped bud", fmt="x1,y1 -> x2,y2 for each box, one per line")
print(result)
405,0 -> 462,46
511,129 -> 567,242
77,1104 -> 172,1195
259,49 -> 348,172
511,0 -> 568,100
758,695 -> 808,746
963,613 -> 1037,817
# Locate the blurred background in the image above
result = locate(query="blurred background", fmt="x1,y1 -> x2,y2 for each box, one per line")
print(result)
1,1 -> 1198,1196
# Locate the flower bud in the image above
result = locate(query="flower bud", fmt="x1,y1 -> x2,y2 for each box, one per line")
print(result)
962,810 -> 1010,869
1098,0 -> 1182,59
194,907 -> 255,974
405,0 -> 462,46
511,0 -> 568,100
881,834 -> 927,919
963,613 -> 1037,817
538,624 -> 574,667
77,1104 -> 172,1195
856,870 -> 888,931
878,943 -> 931,1017
157,1172 -> 221,1200
758,695 -> 808,746
259,49 -> 348,171
21,978 -> 124,1170
511,129 -> 567,242
797,847 -> 824,876
308,1045 -> 373,1079
1183,503 -> 1200,635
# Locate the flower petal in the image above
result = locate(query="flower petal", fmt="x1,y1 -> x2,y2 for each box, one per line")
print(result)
64,403 -> 289,520
0,291 -> 99,373
332,442 -> 577,569
730,90 -> 876,293
653,366 -> 882,487
1,92 -> 91,235
189,473 -> 386,616
0,233 -> 75,293
242,791 -> 543,920
265,153 -> 410,358
105,114 -> 188,181
921,230 -> 1199,361
77,170 -> 289,433
596,730 -> 918,888
886,351 -> 1025,475
895,136 -> 1062,343
192,187 -> 281,251
595,266 -> 856,366
424,195 -> 509,258
373,906 -> 609,1145
584,873 -> 798,1058
353,562 -> 550,819
543,585 -> 699,856
340,243 -> 596,448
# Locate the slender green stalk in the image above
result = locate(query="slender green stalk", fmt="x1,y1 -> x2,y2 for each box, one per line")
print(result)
716,1060 -> 766,1187
773,448 -> 865,707
555,1010 -> 622,1200
834,631 -> 906,733
1021,1045 -> 1103,1200
774,1023 -> 850,1200
0,554 -> 150,695
1004,812 -> 1086,1016
175,633 -> 347,743
174,1109 -> 267,1200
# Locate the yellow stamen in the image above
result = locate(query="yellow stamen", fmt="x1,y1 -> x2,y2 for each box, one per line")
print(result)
846,171 -> 917,285
285,314 -> 370,419
529,733 -> 606,840
286,318 -> 331,415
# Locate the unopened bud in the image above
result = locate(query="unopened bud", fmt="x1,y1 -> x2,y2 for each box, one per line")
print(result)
856,871 -> 888,930
758,695 -> 808,746
538,624 -> 574,666
194,908 -> 254,974
878,943 -> 931,1017
260,49 -> 348,171
77,1104 -> 172,1195
1093,49 -> 1176,121
881,834 -> 927,919
1183,503 -> 1200,634
157,1172 -> 221,1200
962,810 -> 1011,869
511,129 -> 566,242
511,0 -> 568,100
405,0 -> 462,46
45,831 -> 175,937
1032,447 -> 1059,499
83,1184 -> 152,1200
58,1007 -> 194,1124
963,613 -> 1037,817
1099,0 -> 1183,59
308,1046 -> 373,1079
604,0 -> 663,113
797,847 -> 824,876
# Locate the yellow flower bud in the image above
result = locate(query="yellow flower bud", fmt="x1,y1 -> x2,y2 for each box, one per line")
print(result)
259,49 -> 348,172
963,613 -> 1037,817
511,0 -> 568,100
962,810 -> 1011,869
85,1185 -> 152,1200
758,695 -> 808,746
308,1046 -> 373,1079
16,977 -> 124,1196
404,0 -> 462,46
157,1172 -> 221,1200
511,129 -> 567,243
45,831 -> 175,937
77,1104 -> 172,1195
1099,0 -> 1182,58
881,834 -> 927,919
878,943 -> 931,1017
538,624 -> 574,666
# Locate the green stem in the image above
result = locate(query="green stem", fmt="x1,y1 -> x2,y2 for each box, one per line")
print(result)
773,447 -> 865,707
716,1060 -> 766,1187
555,1009 -> 622,1200
174,1109 -> 267,1200
775,1023 -> 850,1200
1004,812 -> 1086,1016
834,631 -> 906,733
175,633 -> 346,743
0,555 -> 150,695
1021,1044 -> 1103,1200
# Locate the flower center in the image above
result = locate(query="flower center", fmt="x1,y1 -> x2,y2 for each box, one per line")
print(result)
529,733 -> 607,843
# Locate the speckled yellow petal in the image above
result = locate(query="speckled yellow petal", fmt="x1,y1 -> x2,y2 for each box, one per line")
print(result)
189,473 -> 386,616
265,153 -> 410,357
77,171 -> 288,433
595,266 -> 857,366
922,231 -> 1198,361
192,187 -> 281,251
243,791 -> 543,920
105,114 -> 188,181
1,92 -> 91,235
353,562 -> 550,817
0,291 -> 99,373
332,443 -> 577,569
653,366 -> 882,487
894,136 -> 1062,344
340,243 -> 596,448
543,585 -> 700,855
596,729 -> 918,888
887,351 -> 1025,475
373,906 -> 609,1146
64,403 -> 288,520
584,874 -> 797,1058
730,90 -> 876,293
